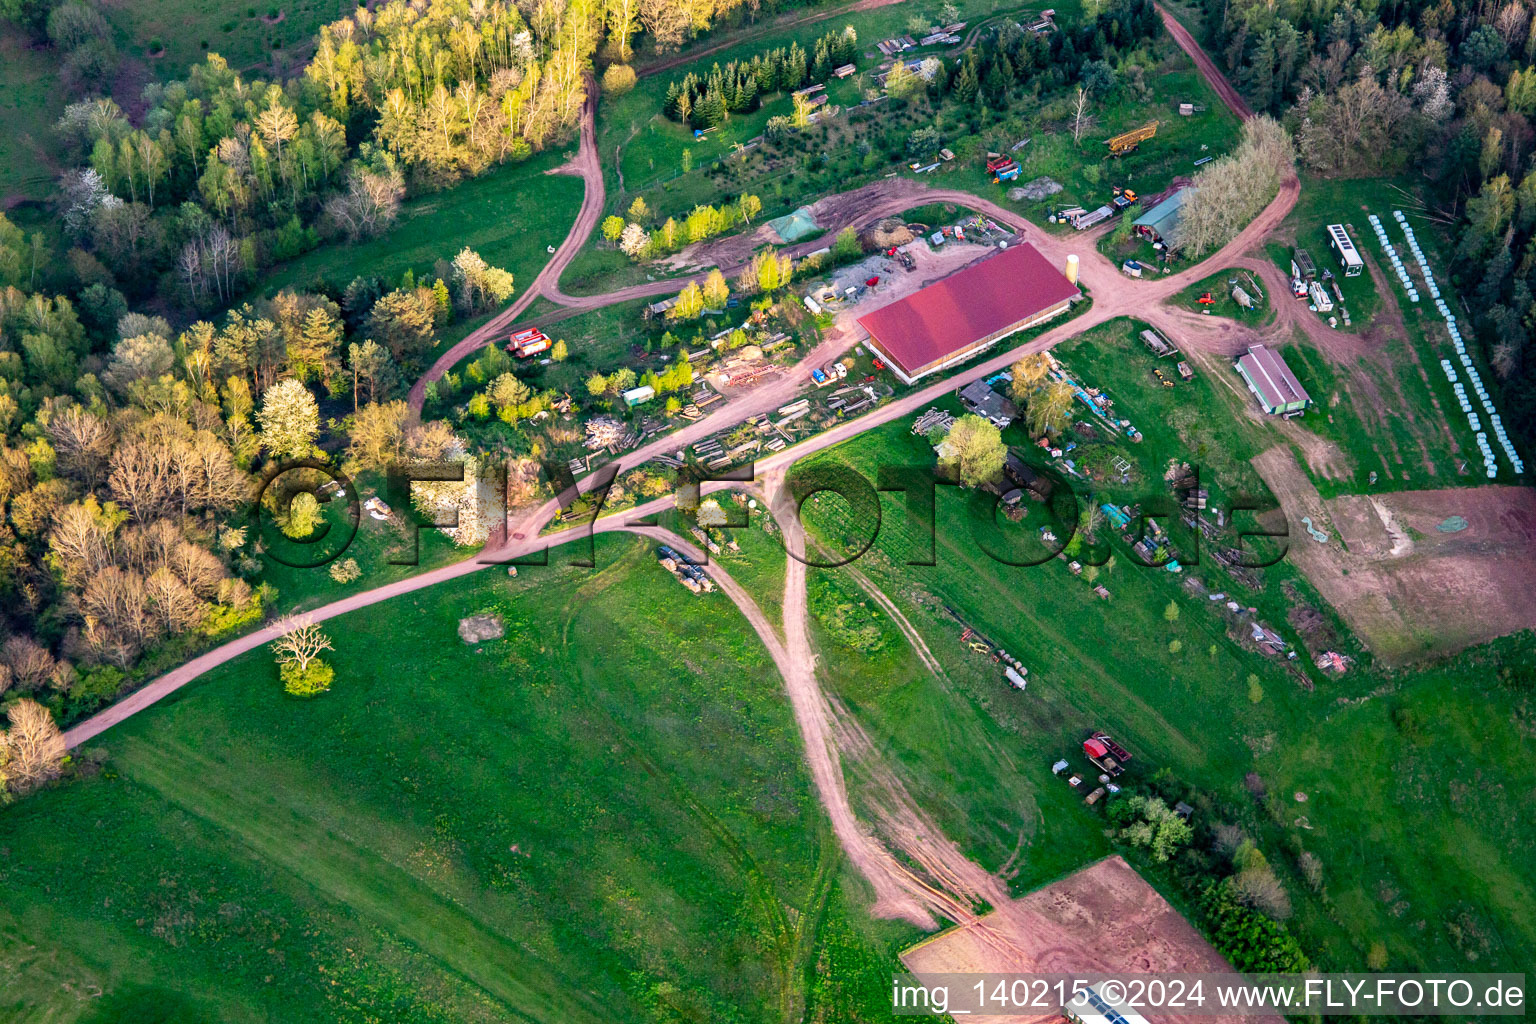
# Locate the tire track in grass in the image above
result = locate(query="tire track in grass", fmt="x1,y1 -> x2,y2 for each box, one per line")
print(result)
552,537 -> 809,1015
119,738 -> 610,1024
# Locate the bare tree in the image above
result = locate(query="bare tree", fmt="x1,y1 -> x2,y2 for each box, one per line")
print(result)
47,500 -> 118,589
2,636 -> 58,692
81,566 -> 160,667
1230,864 -> 1293,919
1177,116 -> 1295,256
168,540 -> 227,598
405,419 -> 462,461
1071,87 -> 1091,145
637,0 -> 690,50
145,566 -> 206,633
108,434 -> 180,522
3,699 -> 66,793
272,615 -> 334,673
324,165 -> 405,241
47,405 -> 115,488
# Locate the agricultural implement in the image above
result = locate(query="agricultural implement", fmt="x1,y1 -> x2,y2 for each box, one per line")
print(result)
1106,121 -> 1158,156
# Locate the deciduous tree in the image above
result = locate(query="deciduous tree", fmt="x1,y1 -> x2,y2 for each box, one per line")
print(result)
347,400 -> 410,471
940,414 -> 1006,487
256,379 -> 320,461
701,268 -> 729,309
2,699 -> 66,794
668,280 -> 705,320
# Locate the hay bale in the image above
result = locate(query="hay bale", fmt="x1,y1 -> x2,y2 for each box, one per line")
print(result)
458,614 -> 505,644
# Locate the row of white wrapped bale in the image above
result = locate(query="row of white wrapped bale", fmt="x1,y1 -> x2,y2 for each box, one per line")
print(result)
1376,210 -> 1524,478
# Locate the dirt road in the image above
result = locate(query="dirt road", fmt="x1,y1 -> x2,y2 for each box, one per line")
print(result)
407,80 -> 605,415
1155,4 -> 1253,120
411,0 -> 1293,413
69,8 -> 1307,921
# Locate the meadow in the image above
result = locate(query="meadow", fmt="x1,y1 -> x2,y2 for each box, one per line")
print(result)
786,321 -> 1536,974
1179,266 -> 1271,325
259,150 -> 584,300
1254,175 -> 1495,496
0,533 -> 915,1023
105,0 -> 354,77
0,30 -> 66,204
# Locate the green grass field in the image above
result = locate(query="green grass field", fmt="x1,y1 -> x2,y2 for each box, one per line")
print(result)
0,30 -> 66,203
784,327 -> 1536,974
108,0 -> 355,77
1180,267 -> 1271,325
260,151 -> 583,299
1246,175 -> 1492,495
0,533 -> 915,1023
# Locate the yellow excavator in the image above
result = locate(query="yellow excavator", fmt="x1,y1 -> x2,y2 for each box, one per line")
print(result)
1106,120 -> 1158,156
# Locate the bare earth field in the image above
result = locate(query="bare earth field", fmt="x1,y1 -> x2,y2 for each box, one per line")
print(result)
901,856 -> 1268,1024
1252,445 -> 1536,662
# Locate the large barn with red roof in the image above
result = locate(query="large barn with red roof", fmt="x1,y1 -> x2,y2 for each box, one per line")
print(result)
857,243 -> 1081,383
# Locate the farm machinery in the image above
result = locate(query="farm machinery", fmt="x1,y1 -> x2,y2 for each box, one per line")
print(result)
986,153 -> 1022,183
1106,121 -> 1159,156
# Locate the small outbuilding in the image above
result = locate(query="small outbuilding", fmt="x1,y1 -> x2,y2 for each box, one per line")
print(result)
622,384 -> 656,407
1236,344 -> 1311,416
1132,188 -> 1192,247
1327,223 -> 1364,277
958,378 -> 1016,427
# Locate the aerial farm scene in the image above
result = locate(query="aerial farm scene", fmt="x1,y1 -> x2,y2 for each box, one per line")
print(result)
0,0 -> 1532,1019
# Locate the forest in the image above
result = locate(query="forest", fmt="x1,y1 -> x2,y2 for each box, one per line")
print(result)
1196,0 -> 1536,451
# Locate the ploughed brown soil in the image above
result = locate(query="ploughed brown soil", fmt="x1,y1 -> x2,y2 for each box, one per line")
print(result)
1252,445 -> 1536,663
901,855 -> 1277,1024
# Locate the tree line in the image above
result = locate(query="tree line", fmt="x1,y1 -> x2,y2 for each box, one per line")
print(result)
662,27 -> 858,128
37,0 -> 595,315
1197,0 -> 1536,465
878,0 -> 1161,113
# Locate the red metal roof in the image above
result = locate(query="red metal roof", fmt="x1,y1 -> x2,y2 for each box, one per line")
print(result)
1084,738 -> 1109,758
858,243 -> 1080,375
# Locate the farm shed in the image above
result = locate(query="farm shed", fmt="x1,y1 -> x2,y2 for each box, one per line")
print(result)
1139,329 -> 1177,358
856,243 -> 1080,383
1132,187 -> 1192,246
1236,345 -> 1311,416
1004,452 -> 1050,499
